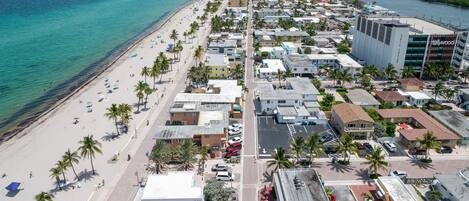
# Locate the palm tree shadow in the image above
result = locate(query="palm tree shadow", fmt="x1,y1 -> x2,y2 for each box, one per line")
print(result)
355,168 -> 370,180
309,161 -> 323,168
326,162 -> 354,173
262,170 -> 274,182
102,132 -> 120,142
78,170 -> 99,182
409,157 -> 435,170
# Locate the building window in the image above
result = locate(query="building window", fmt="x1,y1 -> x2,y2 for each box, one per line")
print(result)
267,100 -> 270,104
304,68 -> 308,71
278,100 -> 286,104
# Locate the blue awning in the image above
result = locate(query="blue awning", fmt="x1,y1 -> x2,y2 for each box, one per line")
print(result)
5,182 -> 20,192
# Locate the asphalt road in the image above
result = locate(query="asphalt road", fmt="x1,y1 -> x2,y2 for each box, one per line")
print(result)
241,1 -> 259,201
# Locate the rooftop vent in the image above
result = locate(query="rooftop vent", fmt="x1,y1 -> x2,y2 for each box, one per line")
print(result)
293,176 -> 305,190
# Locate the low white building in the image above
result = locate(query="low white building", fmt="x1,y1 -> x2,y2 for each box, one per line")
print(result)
397,89 -> 431,107
283,53 -> 363,77
256,78 -> 326,123
141,172 -> 203,201
375,176 -> 418,201
258,59 -> 286,79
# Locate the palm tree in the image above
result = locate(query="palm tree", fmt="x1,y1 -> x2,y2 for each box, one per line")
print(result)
439,63 -> 453,80
143,85 -> 152,110
78,135 -> 102,175
402,66 -> 415,78
62,149 -> 80,181
276,69 -> 285,87
428,190 -> 442,201
170,29 -> 178,46
140,66 -> 150,83
49,167 -> 62,190
150,63 -> 161,89
417,131 -> 441,162
118,103 -> 132,132
363,65 -> 380,78
105,104 -> 120,135
180,140 -> 197,171
183,31 -> 188,42
338,69 -> 353,87
305,133 -> 323,164
56,160 -> 68,183
290,136 -> 304,165
433,81 -> 445,99
158,52 -> 170,73
384,63 -> 397,80
175,40 -> 183,61
35,192 -> 54,201
134,81 -> 147,112
336,133 -> 357,164
150,140 -> 168,174
193,45 -> 204,65
424,64 -> 439,80
364,146 -> 388,178
231,64 -> 244,79
199,145 -> 209,165
267,147 -> 293,170
443,88 -> 457,102
328,68 -> 340,86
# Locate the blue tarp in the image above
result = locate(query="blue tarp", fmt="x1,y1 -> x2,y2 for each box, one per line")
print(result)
5,182 -> 20,192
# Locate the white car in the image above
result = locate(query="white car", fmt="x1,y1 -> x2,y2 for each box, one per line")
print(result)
228,130 -> 242,136
383,141 -> 397,153
228,137 -> 242,145
228,126 -> 241,132
211,163 -> 229,172
232,123 -> 242,128
216,171 -> 234,181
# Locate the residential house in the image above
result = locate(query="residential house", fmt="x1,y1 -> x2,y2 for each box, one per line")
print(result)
283,54 -> 317,76
205,53 -> 230,78
398,78 -> 424,92
283,54 -> 363,77
397,89 -> 431,107
207,39 -> 242,63
258,59 -> 286,79
330,103 -> 375,140
273,168 -> 329,201
345,89 -> 381,109
141,172 -> 203,201
281,42 -> 299,54
375,90 -> 406,106
433,170 -> 469,201
375,176 -> 418,201
256,78 -> 326,123
429,110 -> 469,146
378,109 -> 461,148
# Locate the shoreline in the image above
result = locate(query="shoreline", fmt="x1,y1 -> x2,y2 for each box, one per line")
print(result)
0,0 -> 193,142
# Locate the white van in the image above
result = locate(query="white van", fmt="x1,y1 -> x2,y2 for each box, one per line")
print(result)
383,141 -> 397,153
216,171 -> 234,181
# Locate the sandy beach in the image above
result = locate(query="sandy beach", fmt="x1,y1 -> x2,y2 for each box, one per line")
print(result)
0,0 -> 212,200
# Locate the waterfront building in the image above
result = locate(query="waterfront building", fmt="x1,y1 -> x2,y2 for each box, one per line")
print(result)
352,16 -> 469,77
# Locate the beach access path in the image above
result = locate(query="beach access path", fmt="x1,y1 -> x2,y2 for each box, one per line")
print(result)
0,0 -> 210,200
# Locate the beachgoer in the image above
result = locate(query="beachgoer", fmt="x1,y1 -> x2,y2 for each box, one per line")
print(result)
102,179 -> 105,186
128,154 -> 131,161
29,171 -> 33,178
2,173 -> 6,178
146,120 -> 149,126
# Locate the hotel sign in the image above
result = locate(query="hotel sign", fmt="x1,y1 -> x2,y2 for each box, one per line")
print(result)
430,39 -> 455,46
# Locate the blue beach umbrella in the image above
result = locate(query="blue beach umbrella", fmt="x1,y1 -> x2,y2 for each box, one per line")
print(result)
5,182 -> 20,192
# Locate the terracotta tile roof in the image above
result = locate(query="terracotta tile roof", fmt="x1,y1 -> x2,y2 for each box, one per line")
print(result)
332,103 -> 374,123
397,78 -> 424,87
375,91 -> 406,102
377,109 -> 460,141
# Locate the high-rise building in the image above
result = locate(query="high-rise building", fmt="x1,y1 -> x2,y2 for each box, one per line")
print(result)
352,15 -> 469,77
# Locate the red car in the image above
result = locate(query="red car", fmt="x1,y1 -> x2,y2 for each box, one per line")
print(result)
229,142 -> 242,149
226,146 -> 238,153
225,151 -> 239,159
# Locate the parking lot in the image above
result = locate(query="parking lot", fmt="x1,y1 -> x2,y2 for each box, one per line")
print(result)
257,116 -> 336,156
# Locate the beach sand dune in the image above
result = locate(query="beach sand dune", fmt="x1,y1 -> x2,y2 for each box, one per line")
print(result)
0,0 -> 213,200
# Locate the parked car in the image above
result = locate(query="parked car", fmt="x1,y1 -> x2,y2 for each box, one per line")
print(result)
211,163 -> 229,171
390,170 -> 407,178
216,171 -> 234,181
228,130 -> 242,136
439,146 -> 453,154
232,123 -> 242,128
228,137 -> 242,145
226,146 -> 238,153
301,121 -> 316,125
225,151 -> 239,159
229,127 -> 241,132
364,143 -> 373,153
383,141 -> 397,153
320,134 -> 333,143
229,142 -> 242,149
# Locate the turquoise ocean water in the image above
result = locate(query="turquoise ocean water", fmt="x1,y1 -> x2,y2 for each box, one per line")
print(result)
0,0 -> 189,136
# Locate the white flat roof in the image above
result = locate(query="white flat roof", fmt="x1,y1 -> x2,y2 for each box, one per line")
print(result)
141,172 -> 203,201
377,176 -> 418,201
261,59 -> 286,73
307,54 -> 362,68
369,17 -> 454,35
407,91 -> 431,100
